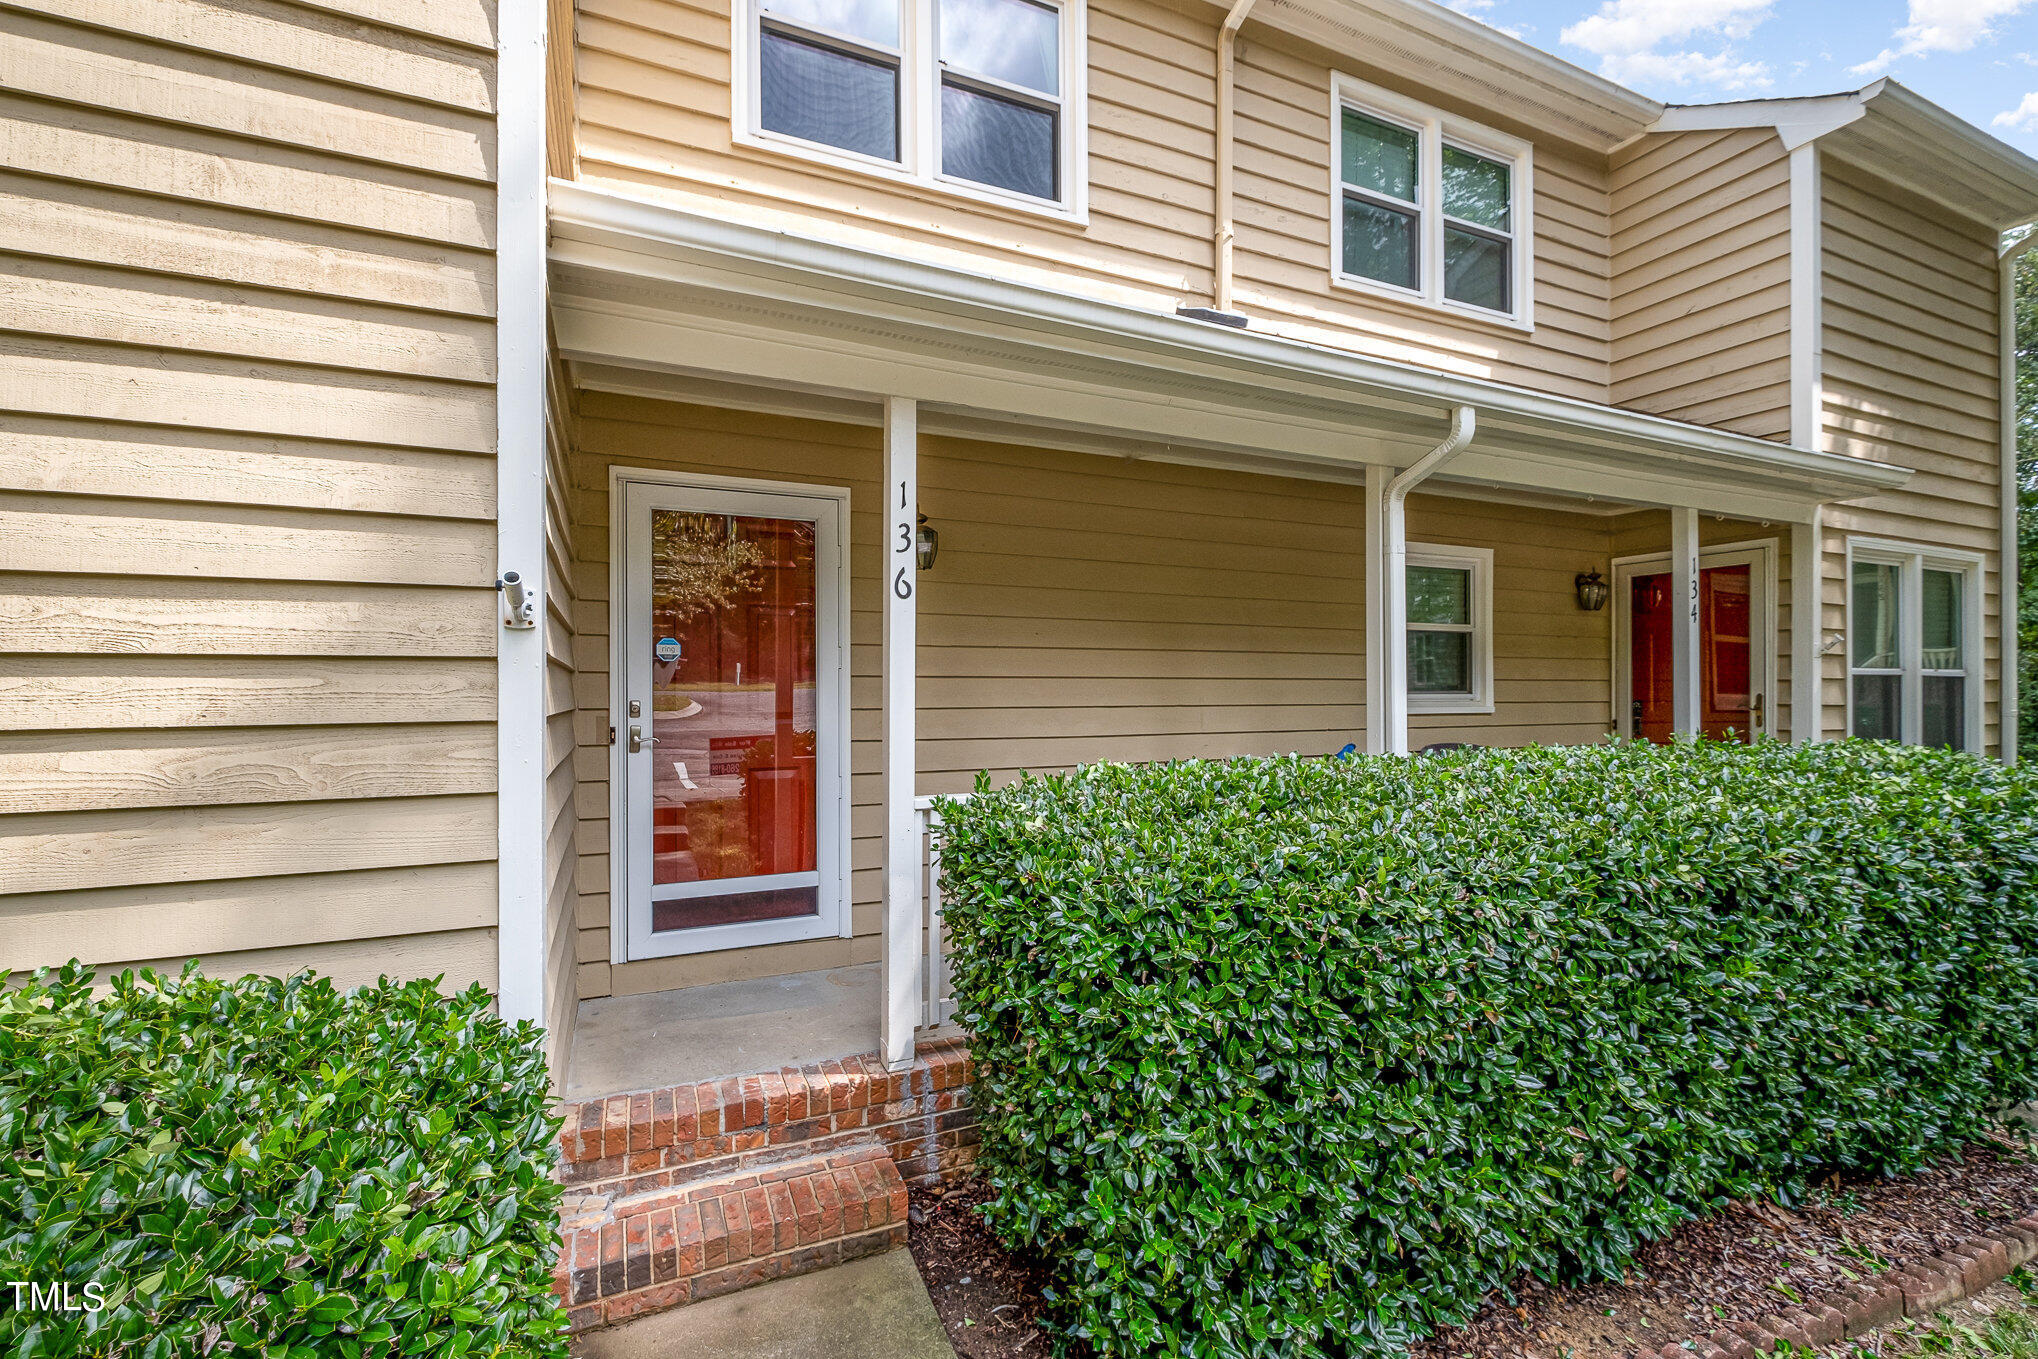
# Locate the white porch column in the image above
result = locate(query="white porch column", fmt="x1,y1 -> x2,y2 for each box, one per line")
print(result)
1363,467 -> 1388,755
1670,506 -> 1702,735
880,397 -> 922,1071
1790,510 -> 1824,742
493,0 -> 550,1026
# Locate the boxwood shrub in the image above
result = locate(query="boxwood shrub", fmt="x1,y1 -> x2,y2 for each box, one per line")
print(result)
0,965 -> 566,1359
937,740 -> 2038,1359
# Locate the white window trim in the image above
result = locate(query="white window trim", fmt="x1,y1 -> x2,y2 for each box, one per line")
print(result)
1844,536 -> 1984,751
1329,73 -> 1534,331
731,0 -> 1089,223
1405,542 -> 1494,715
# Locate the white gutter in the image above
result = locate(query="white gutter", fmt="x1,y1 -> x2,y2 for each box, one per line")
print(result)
1379,405 -> 1477,756
1212,0 -> 1259,315
550,182 -> 1911,500
2003,231 -> 2033,764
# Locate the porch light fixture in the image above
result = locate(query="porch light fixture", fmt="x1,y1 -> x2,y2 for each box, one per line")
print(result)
1575,569 -> 1609,612
915,514 -> 939,571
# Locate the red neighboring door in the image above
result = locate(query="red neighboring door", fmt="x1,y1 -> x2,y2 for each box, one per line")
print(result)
1630,563 -> 1758,743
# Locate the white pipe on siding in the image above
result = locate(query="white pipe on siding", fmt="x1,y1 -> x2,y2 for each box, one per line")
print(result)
1212,0 -> 1259,315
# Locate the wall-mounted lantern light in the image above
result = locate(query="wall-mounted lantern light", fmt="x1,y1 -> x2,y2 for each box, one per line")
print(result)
1575,569 -> 1610,612
915,514 -> 939,571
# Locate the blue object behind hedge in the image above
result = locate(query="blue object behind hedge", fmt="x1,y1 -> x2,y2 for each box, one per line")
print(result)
934,739 -> 2038,1359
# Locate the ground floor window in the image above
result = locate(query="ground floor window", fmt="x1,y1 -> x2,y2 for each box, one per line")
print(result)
1405,542 -> 1493,714
1847,539 -> 1980,751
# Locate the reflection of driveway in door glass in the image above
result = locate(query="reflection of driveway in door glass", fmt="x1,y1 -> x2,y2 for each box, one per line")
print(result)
646,510 -> 820,931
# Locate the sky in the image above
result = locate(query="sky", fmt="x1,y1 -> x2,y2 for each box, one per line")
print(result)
1436,0 -> 2038,155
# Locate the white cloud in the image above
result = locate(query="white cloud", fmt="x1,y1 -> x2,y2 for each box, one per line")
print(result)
1560,0 -> 1774,91
1852,0 -> 2034,74
1995,90 -> 2038,129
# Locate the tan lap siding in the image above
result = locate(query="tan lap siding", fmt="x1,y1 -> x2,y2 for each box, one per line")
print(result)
1817,162 -> 2004,750
1610,128 -> 1792,440
1228,35 -> 1612,400
572,0 -> 1215,308
0,0 -> 500,989
545,367 -> 583,1067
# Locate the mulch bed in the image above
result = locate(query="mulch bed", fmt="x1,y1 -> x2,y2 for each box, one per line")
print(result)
910,1133 -> 2038,1359
907,1177 -> 1076,1359
1419,1131 -> 2038,1359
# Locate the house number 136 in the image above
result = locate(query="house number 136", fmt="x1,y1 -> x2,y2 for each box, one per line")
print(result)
893,480 -> 913,600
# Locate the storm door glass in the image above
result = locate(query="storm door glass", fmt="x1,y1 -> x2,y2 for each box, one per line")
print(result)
648,510 -> 820,932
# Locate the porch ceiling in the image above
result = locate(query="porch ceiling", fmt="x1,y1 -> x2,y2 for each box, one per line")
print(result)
549,181 -> 1910,523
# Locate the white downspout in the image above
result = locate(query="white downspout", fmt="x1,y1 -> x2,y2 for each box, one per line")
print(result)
1378,405 -> 1477,755
1211,0 -> 1258,315
2002,231 -> 2033,764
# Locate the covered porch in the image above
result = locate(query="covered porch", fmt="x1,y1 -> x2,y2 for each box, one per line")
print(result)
537,180 -> 1908,1091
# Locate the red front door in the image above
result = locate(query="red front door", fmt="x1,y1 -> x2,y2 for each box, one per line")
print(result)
1630,563 -> 1758,743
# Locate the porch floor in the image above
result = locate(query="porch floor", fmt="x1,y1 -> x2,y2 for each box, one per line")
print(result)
563,964 -> 881,1099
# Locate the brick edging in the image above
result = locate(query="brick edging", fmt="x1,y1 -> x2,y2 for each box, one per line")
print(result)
1634,1215 -> 2038,1359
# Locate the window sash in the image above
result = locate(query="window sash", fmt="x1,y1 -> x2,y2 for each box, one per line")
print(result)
1332,81 -> 1527,324
743,0 -> 1077,210
1404,545 -> 1491,713
1847,543 -> 1979,749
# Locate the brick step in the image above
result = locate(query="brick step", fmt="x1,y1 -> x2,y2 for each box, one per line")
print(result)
556,1139 -> 909,1333
556,1037 -> 976,1196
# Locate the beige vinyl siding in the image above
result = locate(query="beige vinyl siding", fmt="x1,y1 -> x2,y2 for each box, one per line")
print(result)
549,0 -> 578,178
1227,35 -> 1612,401
569,392 -> 1620,994
0,0 -> 499,986
573,0 -> 1217,309
1816,160 -> 2004,751
545,367 -> 582,1069
1610,129 -> 1793,440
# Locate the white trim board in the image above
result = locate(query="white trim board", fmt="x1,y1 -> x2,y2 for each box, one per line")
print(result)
495,0 -> 550,1025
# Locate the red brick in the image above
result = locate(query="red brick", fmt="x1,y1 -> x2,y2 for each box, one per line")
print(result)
675,1202 -> 704,1278
603,1097 -> 631,1159
695,1080 -> 725,1139
1803,1304 -> 1846,1346
822,1060 -> 854,1110
628,1149 -> 661,1173
760,1072 -> 790,1125
699,1196 -> 729,1270
744,1184 -> 776,1257
723,1189 -> 753,1263
568,1303 -> 605,1333
810,1171 -> 843,1237
625,1213 -> 652,1292
1709,1328 -> 1755,1359
788,1176 -> 822,1244
855,1162 -> 888,1223
835,1168 -> 869,1232
671,1084 -> 700,1143
650,1209 -> 678,1283
569,1227 -> 602,1304
651,1088 -> 675,1149
576,1101 -> 606,1161
718,1077 -> 745,1130
627,1092 -> 653,1153
604,1279 -> 687,1322
782,1067 -> 811,1121
767,1181 -> 799,1253
599,1220 -> 626,1298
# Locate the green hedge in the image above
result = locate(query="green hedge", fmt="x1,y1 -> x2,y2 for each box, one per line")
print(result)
0,966 -> 566,1359
937,740 -> 2038,1359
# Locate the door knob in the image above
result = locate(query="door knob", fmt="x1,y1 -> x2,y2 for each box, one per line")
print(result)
629,724 -> 657,753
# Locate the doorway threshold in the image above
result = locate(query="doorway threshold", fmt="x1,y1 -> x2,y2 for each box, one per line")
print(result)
564,963 -> 881,1100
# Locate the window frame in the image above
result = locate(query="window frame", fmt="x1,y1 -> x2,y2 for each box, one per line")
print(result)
733,0 -> 1088,221
1844,537 -> 1983,750
1404,542 -> 1495,715
1329,74 -> 1534,330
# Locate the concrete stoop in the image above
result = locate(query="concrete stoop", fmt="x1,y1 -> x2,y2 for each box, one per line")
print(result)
551,1037 -> 976,1335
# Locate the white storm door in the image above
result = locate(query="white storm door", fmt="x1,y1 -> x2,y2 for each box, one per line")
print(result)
617,477 -> 849,961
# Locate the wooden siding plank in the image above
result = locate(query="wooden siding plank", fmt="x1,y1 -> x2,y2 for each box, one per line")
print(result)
0,655 -> 495,729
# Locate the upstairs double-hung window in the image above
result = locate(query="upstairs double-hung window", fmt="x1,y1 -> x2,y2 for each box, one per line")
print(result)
1332,75 -> 1532,326
1848,539 -> 1981,751
744,0 -> 1082,211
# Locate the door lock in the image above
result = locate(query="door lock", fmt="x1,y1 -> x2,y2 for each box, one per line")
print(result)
629,723 -> 657,753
